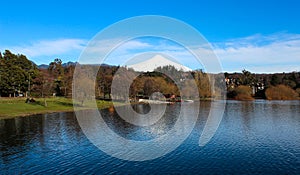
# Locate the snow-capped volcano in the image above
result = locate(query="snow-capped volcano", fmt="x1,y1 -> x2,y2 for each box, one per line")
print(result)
127,54 -> 191,72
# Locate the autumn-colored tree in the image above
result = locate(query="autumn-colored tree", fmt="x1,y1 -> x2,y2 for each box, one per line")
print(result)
193,70 -> 212,98
111,67 -> 137,102
73,66 -> 95,106
63,65 -> 75,97
31,69 -> 54,97
130,76 -> 144,98
182,79 -> 198,99
130,73 -> 179,99
96,65 -> 121,99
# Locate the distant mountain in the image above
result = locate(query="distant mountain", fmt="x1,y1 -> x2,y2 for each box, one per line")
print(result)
38,61 -> 78,69
38,56 -> 192,72
62,61 -> 78,67
38,64 -> 49,69
127,54 -> 192,72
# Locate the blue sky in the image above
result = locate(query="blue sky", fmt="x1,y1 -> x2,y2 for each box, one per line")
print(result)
1,0 -> 300,72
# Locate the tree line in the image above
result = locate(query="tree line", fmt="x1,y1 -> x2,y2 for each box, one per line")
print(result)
0,50 -> 299,100
225,69 -> 300,100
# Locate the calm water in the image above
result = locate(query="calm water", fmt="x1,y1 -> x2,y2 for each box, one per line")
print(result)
0,101 -> 299,174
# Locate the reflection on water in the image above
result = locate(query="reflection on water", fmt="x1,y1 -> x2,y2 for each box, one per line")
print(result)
0,101 -> 299,174
100,104 -> 180,141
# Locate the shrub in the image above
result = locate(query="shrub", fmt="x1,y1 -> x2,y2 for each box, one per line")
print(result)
265,85 -> 299,100
296,88 -> 300,97
234,85 -> 254,100
227,85 -> 254,100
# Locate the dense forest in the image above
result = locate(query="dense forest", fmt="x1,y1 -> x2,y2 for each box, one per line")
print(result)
0,50 -> 300,100
0,50 -> 74,98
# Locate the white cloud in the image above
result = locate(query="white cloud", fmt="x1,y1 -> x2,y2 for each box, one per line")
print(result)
80,34 -> 300,73
0,38 -> 88,64
11,39 -> 87,57
212,33 -> 300,73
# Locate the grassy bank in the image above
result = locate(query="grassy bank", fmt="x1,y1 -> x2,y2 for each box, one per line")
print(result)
0,97 -> 117,119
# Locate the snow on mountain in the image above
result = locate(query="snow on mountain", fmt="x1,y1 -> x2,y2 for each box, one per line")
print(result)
127,54 -> 191,72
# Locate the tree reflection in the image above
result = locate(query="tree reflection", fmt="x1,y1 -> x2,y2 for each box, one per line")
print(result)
0,113 -> 83,168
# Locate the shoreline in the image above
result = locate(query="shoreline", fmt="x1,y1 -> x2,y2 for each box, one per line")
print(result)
0,97 -> 299,119
0,109 -> 77,120
0,97 -> 117,119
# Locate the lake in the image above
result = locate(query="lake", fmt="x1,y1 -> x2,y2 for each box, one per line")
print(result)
0,100 -> 299,174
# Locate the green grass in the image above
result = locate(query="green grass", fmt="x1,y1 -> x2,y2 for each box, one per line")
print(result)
0,97 -> 118,118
